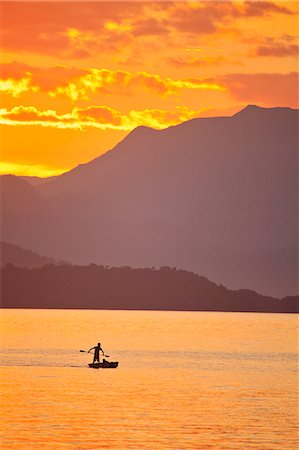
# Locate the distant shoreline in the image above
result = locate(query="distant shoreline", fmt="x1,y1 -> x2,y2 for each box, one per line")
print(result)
1,306 -> 297,314
2,263 -> 298,314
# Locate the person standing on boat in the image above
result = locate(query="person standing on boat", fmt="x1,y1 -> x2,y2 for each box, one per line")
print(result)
88,342 -> 105,363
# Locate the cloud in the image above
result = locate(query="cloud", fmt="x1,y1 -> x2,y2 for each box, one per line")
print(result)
242,1 -> 292,17
0,104 -> 204,131
167,55 -> 228,68
222,72 -> 299,107
1,61 -> 33,80
50,69 -> 225,100
1,2 -> 293,59
130,17 -> 170,37
244,33 -> 299,58
0,61 -> 225,100
0,161 -> 65,178
0,76 -> 39,97
156,1 -> 293,36
0,106 -> 77,128
0,2 -> 138,56
0,64 -> 118,99
76,106 -> 123,126
0,61 -> 86,94
162,2 -> 228,35
255,43 -> 299,57
126,106 -> 207,129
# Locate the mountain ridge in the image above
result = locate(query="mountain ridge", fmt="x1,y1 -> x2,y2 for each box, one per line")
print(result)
31,105 -> 297,189
1,105 -> 298,297
0,241 -> 67,268
2,263 -> 298,312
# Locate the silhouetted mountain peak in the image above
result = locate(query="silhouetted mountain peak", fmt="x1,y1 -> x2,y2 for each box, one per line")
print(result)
116,124 -> 159,149
234,104 -> 296,118
130,125 -> 155,134
238,104 -> 260,113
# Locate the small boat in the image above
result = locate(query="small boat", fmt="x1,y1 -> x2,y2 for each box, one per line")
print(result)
88,360 -> 119,369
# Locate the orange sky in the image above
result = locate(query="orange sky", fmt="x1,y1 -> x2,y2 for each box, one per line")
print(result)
0,0 -> 298,177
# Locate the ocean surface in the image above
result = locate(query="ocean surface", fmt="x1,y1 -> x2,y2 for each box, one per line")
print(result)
0,309 -> 298,449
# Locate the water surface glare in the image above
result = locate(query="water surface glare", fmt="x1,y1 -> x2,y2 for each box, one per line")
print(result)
0,309 -> 298,449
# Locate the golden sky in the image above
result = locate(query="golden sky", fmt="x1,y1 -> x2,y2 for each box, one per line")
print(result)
0,0 -> 298,177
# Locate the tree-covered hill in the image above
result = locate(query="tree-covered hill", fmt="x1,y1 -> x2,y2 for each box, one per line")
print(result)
1,264 -> 297,313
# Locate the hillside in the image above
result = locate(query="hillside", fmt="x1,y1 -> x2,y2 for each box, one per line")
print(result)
1,106 -> 298,297
1,264 -> 297,313
0,241 -> 64,268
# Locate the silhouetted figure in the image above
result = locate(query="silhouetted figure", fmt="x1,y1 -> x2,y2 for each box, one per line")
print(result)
88,342 -> 104,363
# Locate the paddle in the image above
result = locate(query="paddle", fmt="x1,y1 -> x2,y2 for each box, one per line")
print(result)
80,350 -> 109,357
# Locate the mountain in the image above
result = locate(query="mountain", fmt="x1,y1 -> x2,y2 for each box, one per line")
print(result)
0,241 -> 65,268
1,106 -> 298,297
1,264 -> 298,312
20,175 -> 58,186
1,174 -> 43,214
1,175 -> 46,249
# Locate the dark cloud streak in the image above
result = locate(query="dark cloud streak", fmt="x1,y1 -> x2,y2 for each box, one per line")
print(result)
255,44 -> 299,57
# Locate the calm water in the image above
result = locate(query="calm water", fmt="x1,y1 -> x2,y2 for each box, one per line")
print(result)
0,309 -> 298,449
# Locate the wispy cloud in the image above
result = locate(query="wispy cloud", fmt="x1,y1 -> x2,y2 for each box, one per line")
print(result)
0,63 -> 225,101
0,161 -> 66,178
167,55 -> 228,68
1,1 -> 293,59
254,43 -> 299,57
0,105 -> 206,131
0,76 -> 39,97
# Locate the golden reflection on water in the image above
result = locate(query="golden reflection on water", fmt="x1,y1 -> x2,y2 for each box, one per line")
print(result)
0,310 -> 298,449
